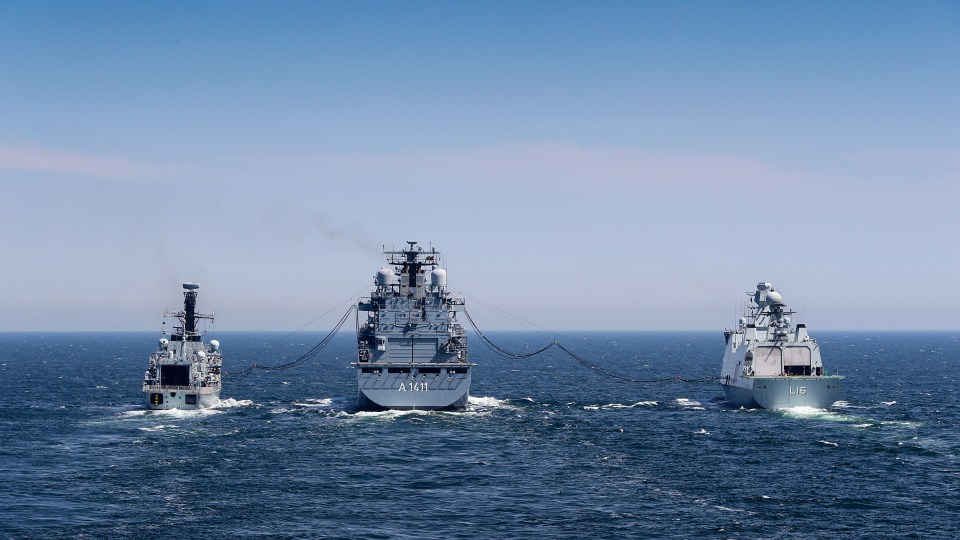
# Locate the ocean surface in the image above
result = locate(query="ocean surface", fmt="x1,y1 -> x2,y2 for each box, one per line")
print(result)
1,331 -> 958,539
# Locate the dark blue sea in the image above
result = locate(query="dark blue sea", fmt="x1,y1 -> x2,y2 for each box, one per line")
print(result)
1,331 -> 958,539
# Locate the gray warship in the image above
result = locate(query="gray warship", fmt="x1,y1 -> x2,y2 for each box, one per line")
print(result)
721,282 -> 842,409
354,242 -> 473,410
143,283 -> 222,410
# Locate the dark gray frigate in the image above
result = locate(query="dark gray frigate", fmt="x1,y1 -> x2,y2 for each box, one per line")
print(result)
721,282 -> 842,409
143,283 -> 222,410
354,242 -> 473,410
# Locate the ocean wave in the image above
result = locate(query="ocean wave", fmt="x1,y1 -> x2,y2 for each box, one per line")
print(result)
347,409 -> 433,420
675,398 -> 705,410
121,407 -> 225,419
778,406 -> 859,423
881,420 -> 923,429
584,401 -> 659,411
329,395 -> 511,420
468,395 -> 511,409
212,398 -> 253,409
292,397 -> 353,410
138,424 -> 178,432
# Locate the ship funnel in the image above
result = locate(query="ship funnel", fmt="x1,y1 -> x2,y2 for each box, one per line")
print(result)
183,284 -> 198,335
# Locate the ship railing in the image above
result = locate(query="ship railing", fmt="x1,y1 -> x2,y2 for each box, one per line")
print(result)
350,360 -> 476,367
142,383 -> 221,392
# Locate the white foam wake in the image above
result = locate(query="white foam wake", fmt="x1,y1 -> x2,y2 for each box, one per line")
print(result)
675,398 -> 705,410
211,398 -> 253,409
468,395 -> 510,409
779,406 -> 858,423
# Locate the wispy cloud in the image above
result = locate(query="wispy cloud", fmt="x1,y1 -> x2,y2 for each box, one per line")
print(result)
0,144 -> 150,178
842,149 -> 960,167
256,143 -> 785,191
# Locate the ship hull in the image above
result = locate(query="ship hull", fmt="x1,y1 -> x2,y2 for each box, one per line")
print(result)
722,376 -> 842,409
144,388 -> 220,410
356,367 -> 471,410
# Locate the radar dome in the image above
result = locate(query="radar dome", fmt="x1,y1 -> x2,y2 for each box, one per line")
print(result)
210,339 -> 220,350
159,338 -> 169,348
431,268 -> 447,288
766,290 -> 783,305
197,351 -> 207,359
376,268 -> 397,286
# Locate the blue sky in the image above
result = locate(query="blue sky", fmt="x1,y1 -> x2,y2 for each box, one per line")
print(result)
1,1 -> 958,331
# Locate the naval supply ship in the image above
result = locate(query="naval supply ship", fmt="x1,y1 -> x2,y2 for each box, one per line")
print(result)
721,282 -> 842,409
354,242 -> 474,410
143,283 -> 222,410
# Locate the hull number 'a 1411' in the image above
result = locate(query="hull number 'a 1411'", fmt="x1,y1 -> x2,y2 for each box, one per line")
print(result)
399,382 -> 429,392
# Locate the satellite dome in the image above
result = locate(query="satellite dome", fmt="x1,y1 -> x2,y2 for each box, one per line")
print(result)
431,268 -> 447,288
376,268 -> 397,286
766,290 -> 783,305
210,339 -> 220,350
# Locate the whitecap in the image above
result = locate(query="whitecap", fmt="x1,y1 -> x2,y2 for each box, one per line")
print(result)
467,395 -> 510,409
881,401 -> 897,406
293,399 -> 331,408
779,407 -> 858,423
693,428 -> 709,435
881,420 -> 923,429
818,440 -> 839,447
675,398 -> 705,411
349,409 -> 431,420
158,407 -> 224,417
598,401 -> 657,410
139,424 -> 178,432
211,398 -> 253,409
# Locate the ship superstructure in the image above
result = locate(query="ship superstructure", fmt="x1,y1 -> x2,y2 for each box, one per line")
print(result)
354,242 -> 473,410
143,283 -> 222,410
721,282 -> 841,409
